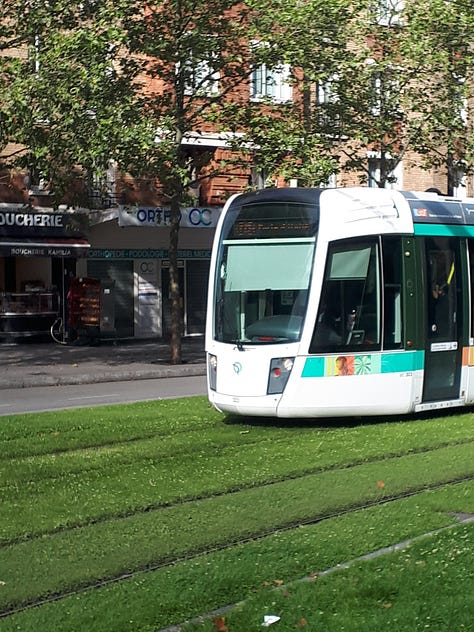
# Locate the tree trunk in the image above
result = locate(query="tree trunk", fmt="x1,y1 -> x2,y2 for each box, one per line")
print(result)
168,197 -> 182,364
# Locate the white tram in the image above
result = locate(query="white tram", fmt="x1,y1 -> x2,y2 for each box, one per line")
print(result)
205,187 -> 474,417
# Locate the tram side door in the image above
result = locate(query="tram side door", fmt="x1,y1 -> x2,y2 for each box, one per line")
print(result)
422,236 -> 463,402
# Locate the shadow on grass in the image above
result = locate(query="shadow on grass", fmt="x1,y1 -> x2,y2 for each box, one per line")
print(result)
222,405 -> 474,431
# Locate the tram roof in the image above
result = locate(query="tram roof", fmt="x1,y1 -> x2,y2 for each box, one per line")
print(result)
233,187 -> 325,206
232,188 -> 474,227
401,191 -> 474,225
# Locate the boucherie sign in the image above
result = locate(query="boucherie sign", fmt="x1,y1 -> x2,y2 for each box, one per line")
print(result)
0,209 -> 81,237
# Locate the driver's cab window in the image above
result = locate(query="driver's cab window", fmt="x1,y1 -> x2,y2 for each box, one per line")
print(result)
310,238 -> 381,353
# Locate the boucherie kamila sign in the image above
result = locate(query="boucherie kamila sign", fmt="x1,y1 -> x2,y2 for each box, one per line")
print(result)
0,208 -> 84,237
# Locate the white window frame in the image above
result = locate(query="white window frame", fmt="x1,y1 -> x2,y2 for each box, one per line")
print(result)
367,152 -> 403,189
250,41 -> 292,104
184,57 -> 219,97
371,0 -> 404,26
180,37 -> 220,97
317,75 -> 339,105
366,60 -> 401,117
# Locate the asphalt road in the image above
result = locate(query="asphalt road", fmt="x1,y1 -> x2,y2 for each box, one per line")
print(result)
0,375 -> 208,416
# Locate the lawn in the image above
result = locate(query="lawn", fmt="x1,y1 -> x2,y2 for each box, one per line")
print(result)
0,397 -> 472,631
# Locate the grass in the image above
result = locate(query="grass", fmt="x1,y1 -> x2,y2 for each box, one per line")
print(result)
184,522 -> 474,632
0,397 -> 473,631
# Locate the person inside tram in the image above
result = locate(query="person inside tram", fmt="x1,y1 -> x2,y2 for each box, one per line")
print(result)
311,304 -> 342,347
430,258 -> 454,338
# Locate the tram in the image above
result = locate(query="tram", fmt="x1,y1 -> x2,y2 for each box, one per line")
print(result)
205,186 -> 474,417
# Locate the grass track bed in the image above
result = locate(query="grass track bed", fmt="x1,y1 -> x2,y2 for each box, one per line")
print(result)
0,401 -> 472,630
1,439 -> 473,545
187,521 -> 474,632
0,475 -> 473,613
1,486 -> 473,631
0,398 -> 219,460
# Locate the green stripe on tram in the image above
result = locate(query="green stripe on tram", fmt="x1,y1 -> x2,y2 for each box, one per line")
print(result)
301,351 -> 424,378
382,350 -> 424,372
414,223 -> 474,237
301,357 -> 326,377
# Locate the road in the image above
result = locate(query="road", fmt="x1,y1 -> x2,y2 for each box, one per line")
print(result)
0,375 -> 208,416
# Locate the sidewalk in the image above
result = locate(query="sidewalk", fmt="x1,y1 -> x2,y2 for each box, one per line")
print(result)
0,336 -> 206,390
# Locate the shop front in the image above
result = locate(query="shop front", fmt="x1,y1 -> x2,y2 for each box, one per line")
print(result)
87,206 -> 220,339
0,205 -> 90,340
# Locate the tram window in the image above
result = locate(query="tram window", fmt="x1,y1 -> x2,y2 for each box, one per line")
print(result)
382,237 -> 403,349
215,241 -> 313,343
426,237 -> 457,340
310,239 -> 381,353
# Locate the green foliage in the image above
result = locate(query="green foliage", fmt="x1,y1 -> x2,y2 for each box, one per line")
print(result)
1,1 -> 136,203
333,0 -> 474,188
3,0 -> 474,196
401,0 -> 474,190
2,0 -> 474,364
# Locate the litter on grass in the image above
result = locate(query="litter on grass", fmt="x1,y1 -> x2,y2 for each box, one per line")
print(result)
262,614 -> 280,627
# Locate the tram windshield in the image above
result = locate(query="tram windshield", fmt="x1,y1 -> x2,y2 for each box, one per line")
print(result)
214,201 -> 318,344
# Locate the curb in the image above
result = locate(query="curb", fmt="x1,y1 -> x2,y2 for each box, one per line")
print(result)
0,364 -> 207,390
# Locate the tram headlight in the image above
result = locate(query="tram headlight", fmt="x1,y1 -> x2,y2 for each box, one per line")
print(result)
267,357 -> 295,394
208,354 -> 217,391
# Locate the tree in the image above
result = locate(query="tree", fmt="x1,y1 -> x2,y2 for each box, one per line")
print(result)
299,0 -> 418,189
295,0 -> 474,191
114,0 -> 351,362
114,1 -> 253,363
1,1 -> 137,205
7,0 -> 472,363
402,0 -> 474,195
236,0 -> 355,187
3,0 -> 344,362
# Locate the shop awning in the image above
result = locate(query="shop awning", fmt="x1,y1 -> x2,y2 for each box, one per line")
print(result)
0,237 -> 90,257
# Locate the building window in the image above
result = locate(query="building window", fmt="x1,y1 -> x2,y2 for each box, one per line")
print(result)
370,0 -> 404,26
182,56 -> 219,96
370,72 -> 382,116
367,153 -> 403,189
315,75 -> 341,126
250,62 -> 292,102
185,58 -> 219,96
316,76 -> 340,106
250,42 -> 292,103
180,37 -> 220,97
365,59 -> 401,119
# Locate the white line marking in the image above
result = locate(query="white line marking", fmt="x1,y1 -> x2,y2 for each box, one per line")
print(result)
67,394 -> 120,401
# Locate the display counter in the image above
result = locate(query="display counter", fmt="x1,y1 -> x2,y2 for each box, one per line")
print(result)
0,292 -> 59,338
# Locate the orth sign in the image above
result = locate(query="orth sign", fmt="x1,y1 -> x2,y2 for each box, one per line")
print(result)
118,206 -> 221,228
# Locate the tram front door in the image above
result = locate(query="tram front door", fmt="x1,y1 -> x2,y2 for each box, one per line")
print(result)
422,236 -> 463,402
